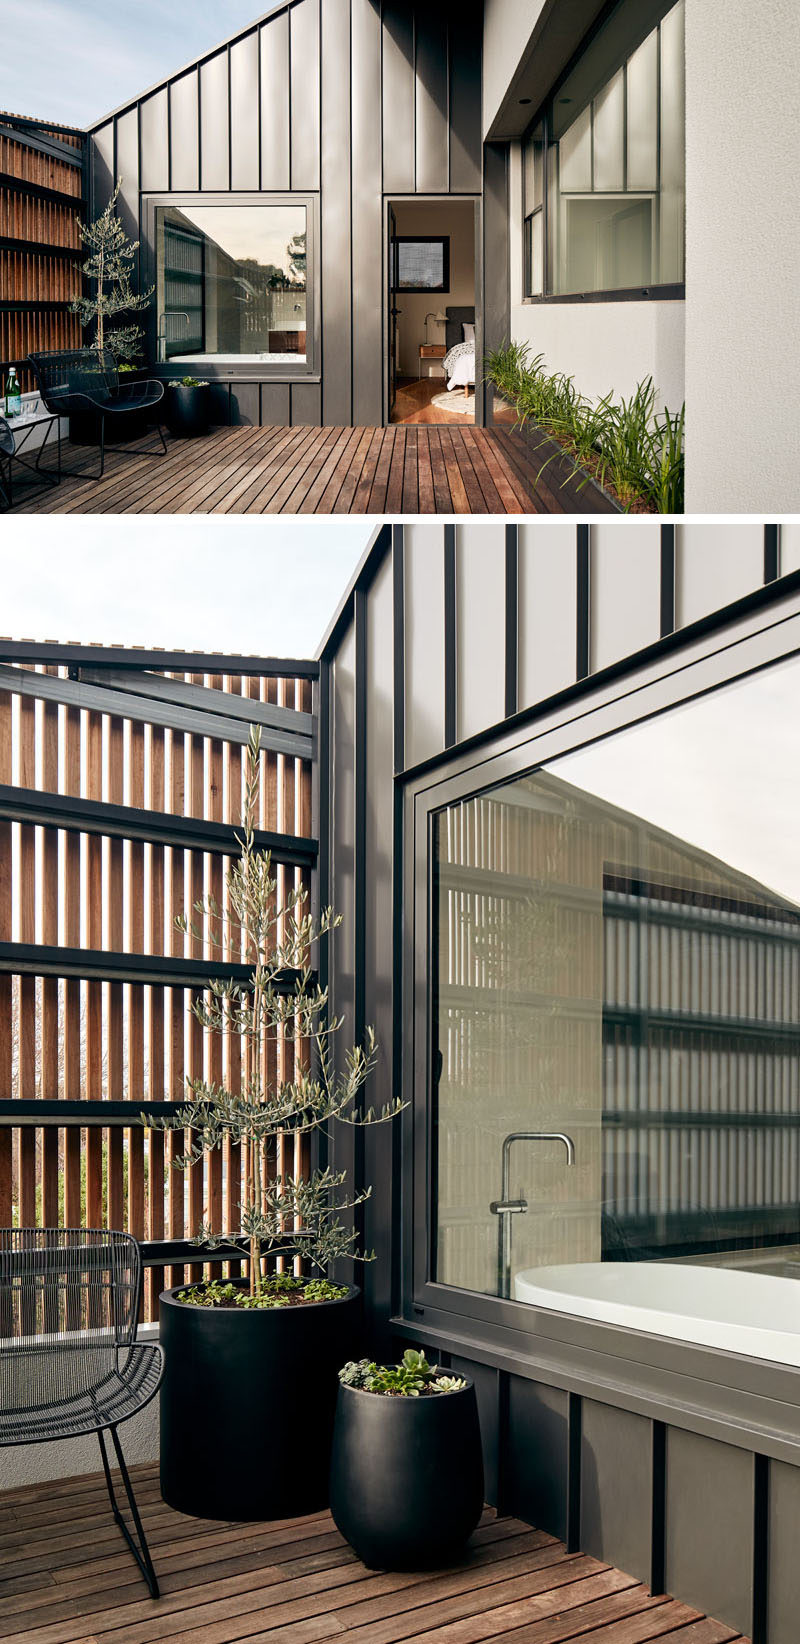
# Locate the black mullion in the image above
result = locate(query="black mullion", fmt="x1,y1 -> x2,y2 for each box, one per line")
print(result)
576,525 -> 590,680
764,524 -> 780,584
566,1392 -> 582,1552
650,1420 -> 667,1595
751,1453 -> 769,1644
444,526 -> 457,747
660,523 -> 676,635
505,524 -> 519,718
393,525 -> 406,773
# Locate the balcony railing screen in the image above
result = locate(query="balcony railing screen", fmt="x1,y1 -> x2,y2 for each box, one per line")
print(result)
432,654 -> 800,1359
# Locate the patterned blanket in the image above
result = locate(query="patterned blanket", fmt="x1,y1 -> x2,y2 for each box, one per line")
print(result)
444,340 -> 475,391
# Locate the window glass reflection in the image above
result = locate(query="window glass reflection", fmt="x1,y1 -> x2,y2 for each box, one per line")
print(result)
432,657 -> 800,1363
155,204 -> 308,364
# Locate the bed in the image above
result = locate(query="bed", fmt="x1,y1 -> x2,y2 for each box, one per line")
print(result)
443,307 -> 476,395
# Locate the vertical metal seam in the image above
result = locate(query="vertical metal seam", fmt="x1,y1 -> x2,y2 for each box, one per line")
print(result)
391,524 -> 405,1315
764,524 -> 780,584
576,525 -> 590,680
650,1419 -> 667,1596
496,1368 -> 510,1515
660,523 -> 676,636
353,587 -> 368,1250
444,525 -> 457,748
393,525 -> 406,774
314,658 -> 330,1180
566,1392 -> 582,1553
752,1452 -> 769,1644
505,523 -> 519,719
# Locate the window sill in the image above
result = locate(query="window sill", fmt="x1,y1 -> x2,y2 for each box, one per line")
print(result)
521,285 -> 685,304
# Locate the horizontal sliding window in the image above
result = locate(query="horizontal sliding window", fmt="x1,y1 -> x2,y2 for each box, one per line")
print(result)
154,203 -> 309,365
522,0 -> 685,297
432,654 -> 800,1366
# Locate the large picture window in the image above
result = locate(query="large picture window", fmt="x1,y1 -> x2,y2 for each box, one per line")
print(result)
154,202 -> 309,365
432,654 -> 800,1366
523,0 -> 685,298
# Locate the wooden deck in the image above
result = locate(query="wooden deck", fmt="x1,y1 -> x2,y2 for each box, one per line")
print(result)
12,423 -> 618,515
0,1461 -> 748,1644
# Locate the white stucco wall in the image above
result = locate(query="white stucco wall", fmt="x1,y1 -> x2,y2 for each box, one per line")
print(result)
0,1327 -> 161,1492
683,0 -> 800,512
483,0 -> 547,136
507,143 -> 686,413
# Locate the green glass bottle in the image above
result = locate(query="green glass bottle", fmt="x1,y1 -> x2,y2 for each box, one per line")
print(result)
4,368 -> 21,418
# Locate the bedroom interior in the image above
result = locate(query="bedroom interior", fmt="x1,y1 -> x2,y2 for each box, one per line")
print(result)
388,197 -> 477,425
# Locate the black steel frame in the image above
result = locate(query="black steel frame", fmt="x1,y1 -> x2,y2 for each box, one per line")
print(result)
400,580 -> 800,1422
97,1422 -> 160,1597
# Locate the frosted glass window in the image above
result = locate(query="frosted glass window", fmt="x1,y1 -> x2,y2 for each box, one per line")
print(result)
593,70 -> 625,191
626,31 -> 659,190
526,212 -> 543,297
559,105 -> 592,192
676,525 -> 764,626
590,525 -> 661,670
659,0 -> 685,282
532,0 -> 684,296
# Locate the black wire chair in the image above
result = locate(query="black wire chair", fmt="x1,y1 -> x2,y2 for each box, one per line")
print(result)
27,348 -> 167,479
0,1229 -> 163,1597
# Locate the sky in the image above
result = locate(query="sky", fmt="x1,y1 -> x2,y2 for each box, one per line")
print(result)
550,654 -> 800,906
1,1 -> 270,128
0,523 -> 374,656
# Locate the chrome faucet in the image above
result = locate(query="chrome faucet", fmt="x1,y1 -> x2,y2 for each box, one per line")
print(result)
490,1130 -> 576,1298
157,311 -> 190,363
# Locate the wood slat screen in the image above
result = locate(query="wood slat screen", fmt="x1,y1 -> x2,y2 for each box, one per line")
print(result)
0,119 -> 86,393
0,647 -> 314,1319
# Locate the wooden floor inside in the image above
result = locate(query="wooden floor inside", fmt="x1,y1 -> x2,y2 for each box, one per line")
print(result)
0,1461 -> 749,1644
11,423 -> 618,515
390,377 -> 475,425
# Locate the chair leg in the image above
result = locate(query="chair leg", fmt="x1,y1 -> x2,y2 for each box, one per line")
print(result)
99,414 -> 106,479
97,1426 -> 160,1598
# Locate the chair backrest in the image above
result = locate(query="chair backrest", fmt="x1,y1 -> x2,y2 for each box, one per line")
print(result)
0,416 -> 14,456
27,348 -> 119,411
0,1228 -> 142,1351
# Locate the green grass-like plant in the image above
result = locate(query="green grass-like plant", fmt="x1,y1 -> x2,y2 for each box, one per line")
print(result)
485,342 -> 684,513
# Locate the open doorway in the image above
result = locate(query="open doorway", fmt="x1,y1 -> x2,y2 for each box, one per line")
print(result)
387,199 -> 478,426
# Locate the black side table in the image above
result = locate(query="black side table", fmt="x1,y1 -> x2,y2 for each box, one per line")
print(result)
0,410 -> 62,508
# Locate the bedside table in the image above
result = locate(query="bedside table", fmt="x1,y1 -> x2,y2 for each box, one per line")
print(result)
419,344 -> 447,379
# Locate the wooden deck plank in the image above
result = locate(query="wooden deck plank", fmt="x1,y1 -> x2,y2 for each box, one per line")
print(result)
0,1469 -> 747,1644
10,424 -> 621,515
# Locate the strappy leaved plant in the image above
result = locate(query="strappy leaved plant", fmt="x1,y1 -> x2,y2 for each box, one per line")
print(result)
144,727 -> 399,1300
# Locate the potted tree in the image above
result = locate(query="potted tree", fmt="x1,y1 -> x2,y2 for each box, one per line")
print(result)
70,178 -> 154,442
165,376 -> 212,437
147,728 -> 400,1522
330,1350 -> 484,1568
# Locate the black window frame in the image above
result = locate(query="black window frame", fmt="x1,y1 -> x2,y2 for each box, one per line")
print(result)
399,581 -> 800,1439
393,235 -> 451,296
142,191 -> 320,381
521,0 -> 686,306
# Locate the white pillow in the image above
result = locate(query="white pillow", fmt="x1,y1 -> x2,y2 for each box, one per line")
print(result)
462,323 -> 475,345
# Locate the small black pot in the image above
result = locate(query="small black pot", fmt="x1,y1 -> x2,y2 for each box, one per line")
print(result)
329,1378 -> 484,1569
166,383 -> 211,437
159,1282 -> 361,1521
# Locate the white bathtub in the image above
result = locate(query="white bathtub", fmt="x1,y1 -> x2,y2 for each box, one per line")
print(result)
514,1262 -> 800,1367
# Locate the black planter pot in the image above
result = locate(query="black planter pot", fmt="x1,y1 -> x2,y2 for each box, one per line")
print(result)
159,1283 -> 361,1521
166,383 -> 211,437
329,1379 -> 484,1569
